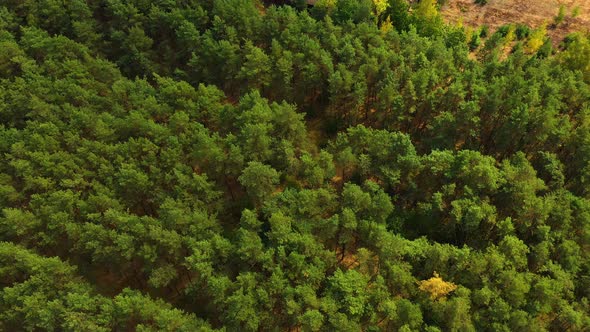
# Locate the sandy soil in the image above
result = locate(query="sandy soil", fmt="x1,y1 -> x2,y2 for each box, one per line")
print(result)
441,0 -> 590,43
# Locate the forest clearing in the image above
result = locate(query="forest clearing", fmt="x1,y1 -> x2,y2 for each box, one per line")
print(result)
441,0 -> 590,43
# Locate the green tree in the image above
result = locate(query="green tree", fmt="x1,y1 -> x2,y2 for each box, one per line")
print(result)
238,162 -> 280,206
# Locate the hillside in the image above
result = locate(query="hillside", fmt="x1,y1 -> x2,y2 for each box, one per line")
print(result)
442,0 -> 590,43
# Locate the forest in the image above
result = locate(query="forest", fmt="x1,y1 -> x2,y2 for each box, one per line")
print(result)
1,0 -> 590,331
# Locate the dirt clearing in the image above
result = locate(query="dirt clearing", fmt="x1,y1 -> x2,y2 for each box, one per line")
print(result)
441,0 -> 590,43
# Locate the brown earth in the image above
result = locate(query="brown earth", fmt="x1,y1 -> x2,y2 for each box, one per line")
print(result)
441,0 -> 590,44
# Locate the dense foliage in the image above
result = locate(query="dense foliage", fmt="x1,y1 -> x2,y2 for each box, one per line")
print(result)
1,0 -> 590,330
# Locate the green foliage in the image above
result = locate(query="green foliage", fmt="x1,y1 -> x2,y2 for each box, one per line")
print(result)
385,0 -> 411,31
555,5 -> 566,26
239,162 -> 280,206
560,33 -> 590,82
469,33 -> 481,51
0,1 -> 590,331
572,6 -> 581,18
515,24 -> 531,40
480,24 -> 489,38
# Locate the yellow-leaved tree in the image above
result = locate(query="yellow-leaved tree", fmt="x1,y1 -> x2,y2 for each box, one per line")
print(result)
373,0 -> 389,17
560,34 -> 590,82
504,24 -> 516,47
525,24 -> 547,54
380,16 -> 393,34
418,272 -> 458,300
416,0 -> 439,21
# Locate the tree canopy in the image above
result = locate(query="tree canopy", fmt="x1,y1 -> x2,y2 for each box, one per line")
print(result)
0,0 -> 590,330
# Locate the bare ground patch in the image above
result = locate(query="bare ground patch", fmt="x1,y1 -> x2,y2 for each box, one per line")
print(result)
441,0 -> 590,44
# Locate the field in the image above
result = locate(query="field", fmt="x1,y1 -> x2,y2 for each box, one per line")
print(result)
441,0 -> 590,43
